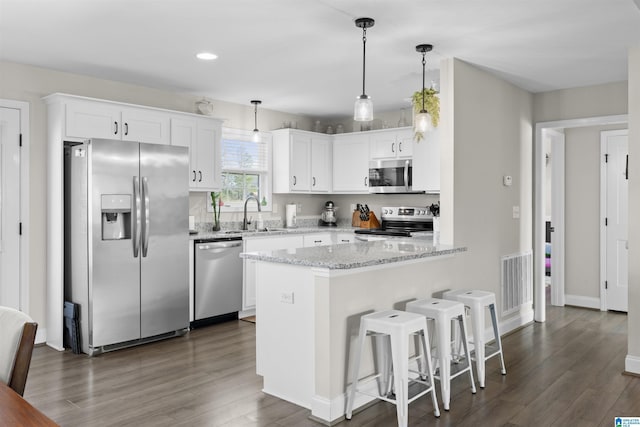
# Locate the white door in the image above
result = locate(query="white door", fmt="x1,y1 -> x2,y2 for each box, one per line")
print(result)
604,130 -> 628,311
0,107 -> 21,309
548,129 -> 565,306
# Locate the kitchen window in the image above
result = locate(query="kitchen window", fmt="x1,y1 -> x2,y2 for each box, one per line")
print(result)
217,128 -> 272,212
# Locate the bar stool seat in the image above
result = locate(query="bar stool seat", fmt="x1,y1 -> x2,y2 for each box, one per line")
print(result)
346,310 -> 440,427
406,298 -> 476,411
443,289 -> 506,388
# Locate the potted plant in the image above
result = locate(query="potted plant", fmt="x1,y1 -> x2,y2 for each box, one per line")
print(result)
210,192 -> 222,231
412,88 -> 440,142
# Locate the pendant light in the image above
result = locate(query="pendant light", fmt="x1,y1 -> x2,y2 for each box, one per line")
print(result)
251,100 -> 261,142
354,17 -> 375,122
415,44 -> 433,133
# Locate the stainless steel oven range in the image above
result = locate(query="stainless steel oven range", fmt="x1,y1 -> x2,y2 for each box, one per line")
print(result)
354,206 -> 434,239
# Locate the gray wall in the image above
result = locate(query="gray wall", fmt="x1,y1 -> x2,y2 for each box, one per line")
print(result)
440,58 -> 533,317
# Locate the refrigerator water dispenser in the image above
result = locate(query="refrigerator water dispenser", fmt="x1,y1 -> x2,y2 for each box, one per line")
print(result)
101,194 -> 132,240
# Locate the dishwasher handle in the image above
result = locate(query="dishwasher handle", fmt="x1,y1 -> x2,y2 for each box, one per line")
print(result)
197,241 -> 242,250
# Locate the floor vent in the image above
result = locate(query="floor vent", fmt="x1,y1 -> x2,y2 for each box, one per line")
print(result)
501,250 -> 533,315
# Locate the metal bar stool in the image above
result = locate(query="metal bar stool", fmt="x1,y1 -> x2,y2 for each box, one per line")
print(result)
405,298 -> 476,411
346,310 -> 440,427
443,289 -> 507,388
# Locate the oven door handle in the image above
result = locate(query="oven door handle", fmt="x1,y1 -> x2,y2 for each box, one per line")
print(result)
404,160 -> 410,192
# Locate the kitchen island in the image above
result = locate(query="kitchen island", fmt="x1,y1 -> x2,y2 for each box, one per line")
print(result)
241,238 -> 466,424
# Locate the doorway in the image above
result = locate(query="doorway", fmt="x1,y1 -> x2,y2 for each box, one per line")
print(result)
0,100 -> 30,312
534,115 -> 627,322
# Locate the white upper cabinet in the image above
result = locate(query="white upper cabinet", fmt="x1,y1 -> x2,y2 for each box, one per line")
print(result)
171,117 -> 222,191
47,93 -> 223,191
65,98 -> 170,144
310,135 -> 331,192
370,128 -> 413,159
332,132 -> 370,193
273,129 -> 332,193
412,127 -> 440,193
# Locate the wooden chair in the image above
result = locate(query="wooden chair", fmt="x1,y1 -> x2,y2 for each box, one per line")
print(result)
0,306 -> 38,396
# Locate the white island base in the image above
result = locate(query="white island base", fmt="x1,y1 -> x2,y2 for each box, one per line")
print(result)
253,248 -> 464,425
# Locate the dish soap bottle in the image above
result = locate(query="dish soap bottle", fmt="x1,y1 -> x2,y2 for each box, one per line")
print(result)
256,213 -> 264,230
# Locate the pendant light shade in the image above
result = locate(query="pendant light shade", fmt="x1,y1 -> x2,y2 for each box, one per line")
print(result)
354,17 -> 375,122
415,44 -> 433,133
251,100 -> 261,142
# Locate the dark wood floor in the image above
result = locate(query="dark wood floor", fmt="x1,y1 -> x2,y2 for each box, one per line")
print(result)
24,303 -> 638,427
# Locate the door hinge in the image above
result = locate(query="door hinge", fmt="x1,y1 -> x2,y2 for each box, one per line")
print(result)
19,134 -> 23,147
605,153 -> 608,163
19,222 -> 22,235
605,280 -> 608,290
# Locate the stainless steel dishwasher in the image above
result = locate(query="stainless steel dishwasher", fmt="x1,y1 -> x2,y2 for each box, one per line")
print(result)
193,237 -> 243,327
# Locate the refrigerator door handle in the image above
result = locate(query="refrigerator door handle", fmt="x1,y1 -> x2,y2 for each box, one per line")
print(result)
133,176 -> 141,257
141,176 -> 150,257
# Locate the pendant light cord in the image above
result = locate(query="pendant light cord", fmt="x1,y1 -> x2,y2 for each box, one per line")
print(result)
254,103 -> 258,131
362,27 -> 367,96
421,51 -> 426,112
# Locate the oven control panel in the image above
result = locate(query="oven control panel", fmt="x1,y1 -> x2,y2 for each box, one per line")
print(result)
381,206 -> 433,221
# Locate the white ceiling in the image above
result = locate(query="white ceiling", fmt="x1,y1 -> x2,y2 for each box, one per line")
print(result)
1,0 -> 639,118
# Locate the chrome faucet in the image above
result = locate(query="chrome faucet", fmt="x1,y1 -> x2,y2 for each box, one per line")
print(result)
243,195 -> 262,230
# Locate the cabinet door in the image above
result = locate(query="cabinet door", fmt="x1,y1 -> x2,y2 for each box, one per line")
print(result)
311,136 -> 331,192
335,233 -> 355,244
170,118 -> 197,185
332,133 -> 370,193
396,129 -> 414,158
370,132 -> 397,159
303,233 -> 333,247
65,99 -> 121,139
290,134 -> 311,191
121,108 -> 170,144
195,119 -> 222,190
243,235 -> 304,310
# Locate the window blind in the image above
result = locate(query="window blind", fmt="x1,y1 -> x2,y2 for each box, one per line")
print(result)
221,138 -> 269,173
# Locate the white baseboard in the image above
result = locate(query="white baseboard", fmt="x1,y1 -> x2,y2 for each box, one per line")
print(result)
625,355 -> 640,375
239,308 -> 255,318
498,306 -> 534,337
564,294 -> 600,310
35,327 -> 46,345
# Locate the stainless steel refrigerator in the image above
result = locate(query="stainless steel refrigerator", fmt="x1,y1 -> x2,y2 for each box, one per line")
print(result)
64,138 -> 189,355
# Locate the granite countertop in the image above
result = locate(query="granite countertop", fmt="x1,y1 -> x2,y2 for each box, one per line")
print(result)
240,238 -> 466,270
191,226 -> 355,241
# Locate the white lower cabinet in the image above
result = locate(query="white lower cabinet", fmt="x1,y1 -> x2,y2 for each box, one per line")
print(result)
242,235 -> 304,311
303,233 -> 333,247
334,233 -> 355,244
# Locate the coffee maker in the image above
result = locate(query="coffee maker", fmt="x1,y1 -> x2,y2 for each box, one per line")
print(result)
318,201 -> 338,227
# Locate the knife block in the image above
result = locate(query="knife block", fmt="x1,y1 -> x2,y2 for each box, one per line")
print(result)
352,210 -> 361,227
359,212 -> 381,229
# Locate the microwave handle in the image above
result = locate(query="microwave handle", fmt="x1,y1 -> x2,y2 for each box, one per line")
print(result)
404,160 -> 410,192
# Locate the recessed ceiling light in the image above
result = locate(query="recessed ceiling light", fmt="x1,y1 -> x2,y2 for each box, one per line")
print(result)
196,52 -> 218,61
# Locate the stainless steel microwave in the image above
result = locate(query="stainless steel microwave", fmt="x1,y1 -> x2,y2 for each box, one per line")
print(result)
368,159 -> 423,194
